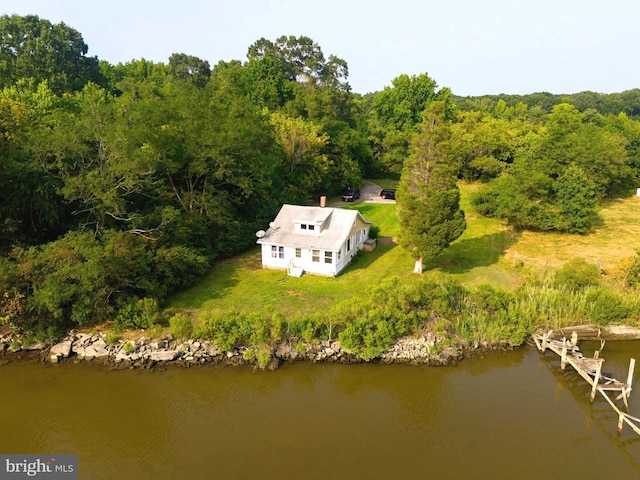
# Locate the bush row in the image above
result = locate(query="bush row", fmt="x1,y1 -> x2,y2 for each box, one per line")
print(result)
166,257 -> 640,364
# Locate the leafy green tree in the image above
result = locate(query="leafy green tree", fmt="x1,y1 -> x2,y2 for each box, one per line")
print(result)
555,165 -> 597,234
397,102 -> 466,273
473,103 -> 636,233
118,78 -> 282,256
167,53 -> 211,88
247,35 -> 349,90
0,90 -> 69,247
32,82 -> 151,234
444,110 -> 516,181
368,73 -> 447,175
105,58 -> 169,94
605,111 -> 640,181
0,14 -> 103,94
270,111 -> 329,198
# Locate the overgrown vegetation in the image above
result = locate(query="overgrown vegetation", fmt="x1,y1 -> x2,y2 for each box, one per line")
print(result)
1,14 -> 640,360
169,264 -> 640,362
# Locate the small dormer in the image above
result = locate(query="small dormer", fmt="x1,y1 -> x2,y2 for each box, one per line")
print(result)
292,207 -> 332,235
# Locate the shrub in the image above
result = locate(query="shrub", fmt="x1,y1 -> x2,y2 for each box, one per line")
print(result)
338,315 -> 396,361
114,297 -> 165,330
617,250 -> 640,288
470,284 -> 514,314
555,258 -> 600,290
585,288 -> 630,326
169,313 -> 194,340
286,313 -> 322,343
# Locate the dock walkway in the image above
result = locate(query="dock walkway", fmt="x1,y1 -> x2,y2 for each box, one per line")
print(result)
533,331 -> 640,435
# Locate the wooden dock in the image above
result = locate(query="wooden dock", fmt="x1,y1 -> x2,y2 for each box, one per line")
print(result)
533,331 -> 640,435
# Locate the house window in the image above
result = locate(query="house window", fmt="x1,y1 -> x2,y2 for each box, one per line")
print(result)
312,250 -> 320,262
295,248 -> 301,258
301,224 -> 307,230
347,238 -> 351,252
357,230 -> 361,244
308,224 -> 315,231
338,248 -> 341,260
271,245 -> 277,258
278,246 -> 284,259
324,251 -> 332,264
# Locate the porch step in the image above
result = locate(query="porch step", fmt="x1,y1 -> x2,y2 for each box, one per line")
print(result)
288,266 -> 304,277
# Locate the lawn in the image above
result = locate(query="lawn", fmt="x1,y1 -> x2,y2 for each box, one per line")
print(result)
166,183 -> 640,319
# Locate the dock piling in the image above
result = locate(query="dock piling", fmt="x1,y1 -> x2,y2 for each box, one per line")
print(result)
533,331 -> 638,436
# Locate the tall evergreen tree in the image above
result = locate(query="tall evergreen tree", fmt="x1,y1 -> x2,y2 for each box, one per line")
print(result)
397,102 -> 466,273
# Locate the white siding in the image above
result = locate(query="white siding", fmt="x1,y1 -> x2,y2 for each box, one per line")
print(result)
259,206 -> 370,277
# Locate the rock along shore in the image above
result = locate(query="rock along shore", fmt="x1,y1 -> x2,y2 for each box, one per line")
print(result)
3,324 -> 638,370
0,327 -> 461,370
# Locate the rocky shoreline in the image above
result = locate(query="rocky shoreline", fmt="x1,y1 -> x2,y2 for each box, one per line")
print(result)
2,324 -> 638,370
0,328 -> 462,369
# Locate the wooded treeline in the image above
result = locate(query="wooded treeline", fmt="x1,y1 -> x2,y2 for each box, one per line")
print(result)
1,14 -> 639,336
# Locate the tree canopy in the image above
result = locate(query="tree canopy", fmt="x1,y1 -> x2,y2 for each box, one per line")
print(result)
0,14 -> 103,94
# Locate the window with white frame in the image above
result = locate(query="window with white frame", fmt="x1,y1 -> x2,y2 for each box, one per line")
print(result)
312,250 -> 320,262
295,248 -> 301,258
278,246 -> 284,259
271,245 -> 277,258
324,251 -> 332,264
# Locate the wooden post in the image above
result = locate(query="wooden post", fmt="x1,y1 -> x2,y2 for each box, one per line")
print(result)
618,412 -> 625,433
570,331 -> 578,349
590,359 -> 603,402
624,358 -> 635,408
533,334 -> 541,351
541,332 -> 547,352
561,338 -> 567,370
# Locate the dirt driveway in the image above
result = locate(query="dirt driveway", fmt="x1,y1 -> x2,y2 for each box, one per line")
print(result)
355,180 -> 396,204
331,180 -> 396,206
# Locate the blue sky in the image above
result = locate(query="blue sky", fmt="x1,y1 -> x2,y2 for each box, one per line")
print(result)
3,0 -> 638,96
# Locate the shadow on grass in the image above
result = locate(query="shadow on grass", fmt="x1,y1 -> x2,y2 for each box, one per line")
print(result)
428,230 -> 521,274
339,240 -> 399,275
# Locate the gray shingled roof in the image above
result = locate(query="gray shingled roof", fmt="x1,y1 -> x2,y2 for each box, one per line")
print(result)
256,204 -> 371,251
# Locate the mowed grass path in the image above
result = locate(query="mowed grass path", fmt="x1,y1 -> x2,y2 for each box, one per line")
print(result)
166,183 -> 640,318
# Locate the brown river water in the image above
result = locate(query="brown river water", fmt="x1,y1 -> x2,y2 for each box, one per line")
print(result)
1,342 -> 639,480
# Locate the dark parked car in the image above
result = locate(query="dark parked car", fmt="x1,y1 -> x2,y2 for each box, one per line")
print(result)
341,187 -> 360,202
380,188 -> 396,200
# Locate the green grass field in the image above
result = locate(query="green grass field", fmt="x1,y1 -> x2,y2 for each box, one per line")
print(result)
166,183 -> 640,319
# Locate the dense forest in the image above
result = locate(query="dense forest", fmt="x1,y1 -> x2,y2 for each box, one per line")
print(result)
1,14 -> 639,338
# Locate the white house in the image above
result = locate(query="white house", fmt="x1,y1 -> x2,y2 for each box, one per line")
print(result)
256,204 -> 372,277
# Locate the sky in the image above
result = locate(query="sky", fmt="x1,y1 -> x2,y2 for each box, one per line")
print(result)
3,0 -> 639,96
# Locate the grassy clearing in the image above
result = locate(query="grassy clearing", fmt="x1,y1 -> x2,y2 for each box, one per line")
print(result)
165,182 -> 640,320
166,242 -> 415,318
345,203 -> 400,238
506,196 -> 640,270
